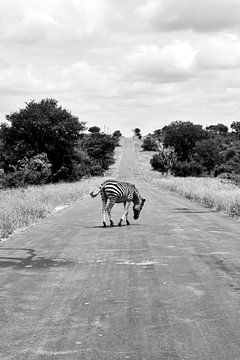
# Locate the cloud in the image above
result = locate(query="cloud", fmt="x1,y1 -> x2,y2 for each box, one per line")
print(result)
61,62 -> 112,94
1,0 -> 240,135
5,11 -> 59,44
0,63 -> 43,95
196,34 -> 240,69
0,60 -> 115,98
126,41 -> 196,83
0,0 -> 107,45
137,0 -> 240,32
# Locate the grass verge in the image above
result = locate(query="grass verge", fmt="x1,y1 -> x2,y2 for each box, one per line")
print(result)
153,177 -> 240,218
0,178 -> 103,239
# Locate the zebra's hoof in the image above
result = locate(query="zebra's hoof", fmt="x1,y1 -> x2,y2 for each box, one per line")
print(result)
110,220 -> 114,227
126,220 -> 130,225
103,222 -> 107,228
118,221 -> 122,226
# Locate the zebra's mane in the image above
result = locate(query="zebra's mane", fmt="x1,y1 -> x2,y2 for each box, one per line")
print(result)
133,187 -> 141,205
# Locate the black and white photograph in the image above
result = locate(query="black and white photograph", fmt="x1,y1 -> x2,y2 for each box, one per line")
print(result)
1,0 -> 240,359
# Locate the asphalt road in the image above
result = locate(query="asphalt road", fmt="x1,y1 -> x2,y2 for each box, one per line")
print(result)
1,138 -> 240,360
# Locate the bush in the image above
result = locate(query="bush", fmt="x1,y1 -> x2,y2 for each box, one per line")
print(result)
150,154 -> 165,172
19,153 -> 52,185
214,164 -> 233,177
80,132 -> 116,172
0,171 -> 25,188
218,173 -> 240,186
142,136 -> 158,151
172,161 -> 203,177
224,148 -> 236,161
90,164 -> 105,176
0,153 -> 52,188
150,146 -> 178,175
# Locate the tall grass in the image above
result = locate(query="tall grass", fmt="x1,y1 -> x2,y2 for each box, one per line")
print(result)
0,177 -> 103,239
154,177 -> 240,218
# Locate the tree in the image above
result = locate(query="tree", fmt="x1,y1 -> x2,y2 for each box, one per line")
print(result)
112,130 -> 122,147
150,146 -> 177,175
163,121 -> 207,161
88,126 -> 100,133
141,135 -> 158,151
112,130 -> 122,139
133,128 -> 142,139
231,121 -> 240,139
0,99 -> 86,179
206,123 -> 228,134
153,129 -> 164,142
80,132 -> 116,170
193,139 -> 222,174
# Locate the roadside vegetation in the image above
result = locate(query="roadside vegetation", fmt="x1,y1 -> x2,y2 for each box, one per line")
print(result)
0,98 -> 122,188
135,133 -> 240,219
153,177 -> 240,218
0,98 -> 122,239
142,121 -> 240,181
0,179 -> 94,239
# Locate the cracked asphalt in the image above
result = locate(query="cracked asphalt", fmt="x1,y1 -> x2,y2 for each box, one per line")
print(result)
1,138 -> 240,359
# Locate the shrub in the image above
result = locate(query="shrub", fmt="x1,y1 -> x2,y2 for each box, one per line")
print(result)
80,132 -> 116,172
19,153 -> 52,185
0,153 -> 52,188
218,173 -> 240,186
90,164 -> 105,176
214,164 -> 233,177
142,136 -> 158,151
172,161 -> 203,177
150,154 -> 165,172
224,148 -> 236,161
0,171 -> 25,188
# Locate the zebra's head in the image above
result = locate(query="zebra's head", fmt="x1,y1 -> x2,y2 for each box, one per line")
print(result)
133,198 -> 146,220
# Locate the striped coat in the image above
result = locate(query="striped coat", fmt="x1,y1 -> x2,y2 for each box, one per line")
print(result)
90,179 -> 146,227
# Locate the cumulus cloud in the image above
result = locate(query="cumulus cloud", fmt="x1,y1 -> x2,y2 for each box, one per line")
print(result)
126,41 -> 196,83
0,60 -> 115,98
137,0 -> 240,32
61,62 -> 113,94
0,63 -> 42,95
5,11 -> 60,44
0,0 -> 107,45
196,34 -> 240,69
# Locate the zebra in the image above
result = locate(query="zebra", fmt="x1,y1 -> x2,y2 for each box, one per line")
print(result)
90,179 -> 146,227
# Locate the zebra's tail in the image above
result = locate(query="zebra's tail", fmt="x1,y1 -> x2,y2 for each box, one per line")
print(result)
90,186 -> 101,198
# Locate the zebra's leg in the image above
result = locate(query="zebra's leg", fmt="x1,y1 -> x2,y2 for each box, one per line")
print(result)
102,200 -> 107,227
119,202 -> 131,226
106,202 -> 114,226
101,192 -> 108,227
126,209 -> 130,226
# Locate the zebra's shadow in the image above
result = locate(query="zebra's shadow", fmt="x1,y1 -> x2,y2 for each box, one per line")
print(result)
84,223 -> 142,229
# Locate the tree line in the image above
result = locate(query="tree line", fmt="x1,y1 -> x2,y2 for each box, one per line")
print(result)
141,121 -> 240,180
0,99 -> 121,188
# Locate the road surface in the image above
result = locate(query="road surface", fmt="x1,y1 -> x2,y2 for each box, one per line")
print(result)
1,138 -> 240,360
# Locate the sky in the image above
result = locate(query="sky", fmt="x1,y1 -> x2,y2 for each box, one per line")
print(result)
1,0 -> 240,136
